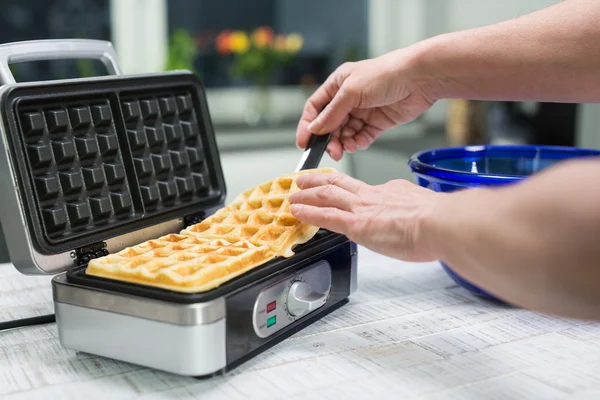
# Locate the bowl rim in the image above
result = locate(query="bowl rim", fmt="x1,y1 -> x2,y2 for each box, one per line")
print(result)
408,144 -> 600,184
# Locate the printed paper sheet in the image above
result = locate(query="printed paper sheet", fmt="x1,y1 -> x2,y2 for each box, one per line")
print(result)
1,249 -> 600,399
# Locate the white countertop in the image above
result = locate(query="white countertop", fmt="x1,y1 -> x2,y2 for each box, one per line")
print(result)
2,247 -> 600,399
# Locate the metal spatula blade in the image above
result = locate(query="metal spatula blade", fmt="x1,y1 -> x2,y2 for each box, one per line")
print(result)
295,133 -> 332,172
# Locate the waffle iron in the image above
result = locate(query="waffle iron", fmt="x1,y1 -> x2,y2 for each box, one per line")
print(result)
0,39 -> 358,377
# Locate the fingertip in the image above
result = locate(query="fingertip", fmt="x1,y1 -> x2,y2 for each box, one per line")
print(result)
295,175 -> 306,188
330,150 -> 343,162
307,119 -> 323,134
296,118 -> 316,149
291,203 -> 318,226
326,142 -> 334,155
290,205 -> 353,234
290,204 -> 302,216
296,134 -> 308,150
328,139 -> 344,161
354,133 -> 371,150
325,141 -> 336,160
342,137 -> 357,153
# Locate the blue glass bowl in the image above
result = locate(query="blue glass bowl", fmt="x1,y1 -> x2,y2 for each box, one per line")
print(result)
408,144 -> 600,301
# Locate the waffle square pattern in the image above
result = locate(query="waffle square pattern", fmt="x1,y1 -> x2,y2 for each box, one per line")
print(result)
85,167 -> 335,293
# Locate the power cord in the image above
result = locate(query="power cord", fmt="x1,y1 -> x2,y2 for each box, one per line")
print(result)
0,314 -> 56,332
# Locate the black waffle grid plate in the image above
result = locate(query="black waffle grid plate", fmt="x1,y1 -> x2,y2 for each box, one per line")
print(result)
120,91 -> 210,215
1,72 -> 226,254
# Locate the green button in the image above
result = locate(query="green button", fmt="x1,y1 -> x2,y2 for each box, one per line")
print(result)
267,315 -> 277,328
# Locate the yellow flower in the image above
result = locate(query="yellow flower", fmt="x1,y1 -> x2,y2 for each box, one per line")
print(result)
229,31 -> 249,53
285,33 -> 303,53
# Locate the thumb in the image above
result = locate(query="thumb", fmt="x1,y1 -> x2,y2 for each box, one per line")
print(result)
308,82 -> 358,134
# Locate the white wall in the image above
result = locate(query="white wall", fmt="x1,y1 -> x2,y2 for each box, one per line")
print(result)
444,0 -> 561,31
110,0 -> 167,74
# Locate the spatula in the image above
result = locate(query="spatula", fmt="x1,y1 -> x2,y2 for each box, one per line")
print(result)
295,133 -> 332,172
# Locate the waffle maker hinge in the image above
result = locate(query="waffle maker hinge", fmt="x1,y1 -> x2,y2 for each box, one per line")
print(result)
72,206 -> 217,269
73,242 -> 108,267
183,211 -> 208,227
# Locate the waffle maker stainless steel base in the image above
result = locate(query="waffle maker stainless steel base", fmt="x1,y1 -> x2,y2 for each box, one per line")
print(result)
0,39 -> 358,377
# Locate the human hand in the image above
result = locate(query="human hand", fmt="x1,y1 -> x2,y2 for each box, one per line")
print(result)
296,49 -> 440,161
288,171 -> 441,262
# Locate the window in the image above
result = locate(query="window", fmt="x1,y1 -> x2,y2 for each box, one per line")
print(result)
166,0 -> 369,89
0,0 -> 375,128
0,0 -> 112,82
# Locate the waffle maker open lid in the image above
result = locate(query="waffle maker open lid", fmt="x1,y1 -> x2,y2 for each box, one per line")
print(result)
0,39 -> 227,275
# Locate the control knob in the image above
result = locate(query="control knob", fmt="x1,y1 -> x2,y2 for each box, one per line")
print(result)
286,281 -> 328,317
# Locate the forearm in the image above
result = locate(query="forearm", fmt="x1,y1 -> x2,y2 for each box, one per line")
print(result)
411,0 -> 600,103
425,159 -> 600,319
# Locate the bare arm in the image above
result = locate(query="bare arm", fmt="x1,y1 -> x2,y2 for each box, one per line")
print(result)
424,159 -> 600,320
290,0 -> 600,320
405,0 -> 600,318
290,159 -> 600,320
414,0 -> 600,103
296,0 -> 600,159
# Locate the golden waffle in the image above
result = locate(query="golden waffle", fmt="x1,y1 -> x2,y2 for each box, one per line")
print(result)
85,167 -> 336,293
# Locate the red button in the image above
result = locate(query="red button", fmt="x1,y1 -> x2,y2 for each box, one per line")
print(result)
266,301 -> 276,313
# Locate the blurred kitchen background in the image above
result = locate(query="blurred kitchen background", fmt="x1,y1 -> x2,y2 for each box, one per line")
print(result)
1,0 -> 598,202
